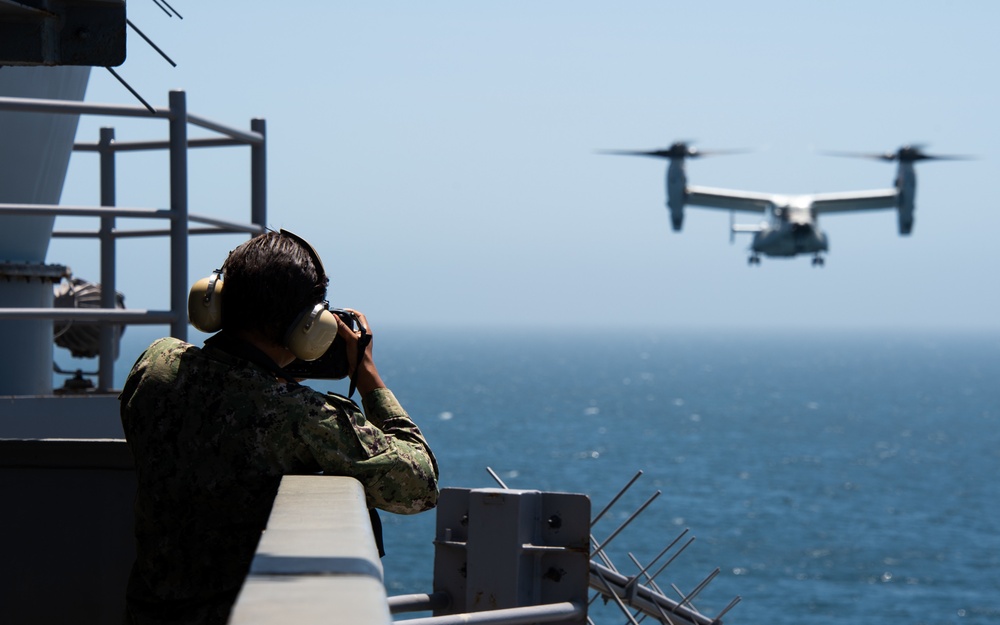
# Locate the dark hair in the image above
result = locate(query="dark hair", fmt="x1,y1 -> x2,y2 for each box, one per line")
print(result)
220,231 -> 328,345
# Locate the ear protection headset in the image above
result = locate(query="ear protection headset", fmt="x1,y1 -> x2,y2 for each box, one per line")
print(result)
187,230 -> 340,361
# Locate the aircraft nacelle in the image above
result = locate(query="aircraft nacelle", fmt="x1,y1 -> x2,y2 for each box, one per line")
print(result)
665,159 -> 687,230
895,161 -> 917,235
897,201 -> 914,235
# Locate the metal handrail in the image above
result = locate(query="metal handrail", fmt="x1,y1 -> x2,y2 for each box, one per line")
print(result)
0,309 -> 177,323
0,204 -> 264,233
0,90 -> 267,391
0,203 -> 178,219
0,95 -> 264,144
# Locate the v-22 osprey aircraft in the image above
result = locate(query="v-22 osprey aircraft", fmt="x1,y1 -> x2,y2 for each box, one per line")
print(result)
602,142 -> 966,266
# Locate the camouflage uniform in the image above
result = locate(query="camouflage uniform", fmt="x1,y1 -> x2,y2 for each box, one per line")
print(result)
119,336 -> 439,624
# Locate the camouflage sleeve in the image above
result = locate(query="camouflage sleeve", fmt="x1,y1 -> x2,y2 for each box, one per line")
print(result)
297,388 -> 439,514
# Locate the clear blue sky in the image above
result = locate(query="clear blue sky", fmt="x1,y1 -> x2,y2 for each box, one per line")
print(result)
53,1 -> 1000,332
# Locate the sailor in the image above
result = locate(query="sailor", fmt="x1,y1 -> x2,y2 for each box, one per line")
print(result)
119,230 -> 439,624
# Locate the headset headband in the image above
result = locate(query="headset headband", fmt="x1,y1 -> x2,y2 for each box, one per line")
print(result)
279,228 -> 326,284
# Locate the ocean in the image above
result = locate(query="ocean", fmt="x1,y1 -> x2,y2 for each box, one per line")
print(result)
113,327 -> 1000,625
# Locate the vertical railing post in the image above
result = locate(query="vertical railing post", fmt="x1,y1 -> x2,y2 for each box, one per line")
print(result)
250,118 -> 267,230
168,90 -> 188,341
98,127 -> 116,391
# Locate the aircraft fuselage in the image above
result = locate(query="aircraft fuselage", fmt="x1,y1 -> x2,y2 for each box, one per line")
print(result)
750,199 -> 828,257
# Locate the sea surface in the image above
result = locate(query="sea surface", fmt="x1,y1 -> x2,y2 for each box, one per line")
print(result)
114,327 -> 1000,625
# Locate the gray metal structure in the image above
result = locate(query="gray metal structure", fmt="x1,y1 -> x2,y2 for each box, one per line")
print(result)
0,88 -> 266,395
0,83 -> 268,623
602,141 -> 965,265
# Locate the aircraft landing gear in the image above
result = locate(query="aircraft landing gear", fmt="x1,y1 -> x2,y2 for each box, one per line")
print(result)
811,255 -> 825,267
748,254 -> 761,266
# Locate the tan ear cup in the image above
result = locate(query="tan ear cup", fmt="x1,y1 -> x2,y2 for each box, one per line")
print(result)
285,304 -> 339,361
188,273 -> 224,333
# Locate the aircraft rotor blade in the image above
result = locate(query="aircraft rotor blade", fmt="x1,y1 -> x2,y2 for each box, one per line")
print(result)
913,154 -> 976,162
821,145 -> 974,163
692,148 -> 753,158
892,145 -> 974,162
598,142 -> 750,160
596,149 -> 677,160
819,150 -> 896,161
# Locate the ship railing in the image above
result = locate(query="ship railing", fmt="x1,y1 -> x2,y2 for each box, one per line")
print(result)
0,90 -> 266,391
229,475 -> 394,625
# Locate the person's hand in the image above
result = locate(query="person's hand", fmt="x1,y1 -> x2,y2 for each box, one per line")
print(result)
336,308 -> 385,395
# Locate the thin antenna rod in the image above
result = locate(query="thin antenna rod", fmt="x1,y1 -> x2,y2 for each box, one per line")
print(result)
485,466 -> 508,489
590,534 -> 618,571
104,67 -> 155,114
588,472 -> 648,574
675,568 -> 720,611
622,557 -> 681,625
628,530 -> 687,584
591,470 -> 643,528
158,0 -> 184,19
627,553 -> 673,624
669,583 -> 700,615
149,0 -> 173,17
648,536 -> 696,582
628,529 -> 690,587
126,19 -> 178,67
591,491 -> 660,560
713,596 -> 742,622
592,566 -> 642,625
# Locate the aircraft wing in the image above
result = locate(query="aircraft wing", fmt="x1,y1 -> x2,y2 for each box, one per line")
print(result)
685,185 -> 772,213
811,189 -> 898,214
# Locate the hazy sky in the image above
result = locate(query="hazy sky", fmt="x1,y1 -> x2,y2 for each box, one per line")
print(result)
52,1 -> 999,333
